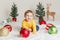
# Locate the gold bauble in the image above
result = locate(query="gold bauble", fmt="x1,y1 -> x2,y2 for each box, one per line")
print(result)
0,27 -> 9,36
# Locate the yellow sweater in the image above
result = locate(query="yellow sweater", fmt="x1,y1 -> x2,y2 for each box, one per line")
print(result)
22,19 -> 36,33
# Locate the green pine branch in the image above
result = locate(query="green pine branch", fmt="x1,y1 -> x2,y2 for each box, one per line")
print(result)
36,2 -> 45,18
10,3 -> 18,18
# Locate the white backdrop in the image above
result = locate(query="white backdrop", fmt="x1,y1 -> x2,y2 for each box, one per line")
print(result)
0,0 -> 60,24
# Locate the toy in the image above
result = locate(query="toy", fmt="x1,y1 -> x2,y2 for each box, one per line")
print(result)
48,26 -> 58,34
2,20 -> 7,25
36,25 -> 39,31
46,23 -> 54,27
36,2 -> 45,23
45,23 -> 54,30
20,28 -> 30,38
45,27 -> 49,30
1,18 -> 12,25
0,27 -> 9,36
46,4 -> 55,21
40,20 -> 46,25
10,3 -> 18,22
4,24 -> 12,32
7,18 -> 12,23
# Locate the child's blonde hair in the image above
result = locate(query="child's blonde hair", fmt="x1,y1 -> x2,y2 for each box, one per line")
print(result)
24,10 -> 34,17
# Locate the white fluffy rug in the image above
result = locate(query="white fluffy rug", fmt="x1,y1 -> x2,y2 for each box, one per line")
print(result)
0,21 -> 60,40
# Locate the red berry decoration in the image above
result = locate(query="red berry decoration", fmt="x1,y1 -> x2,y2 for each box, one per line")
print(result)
20,28 -> 30,38
40,20 -> 46,25
4,24 -> 12,32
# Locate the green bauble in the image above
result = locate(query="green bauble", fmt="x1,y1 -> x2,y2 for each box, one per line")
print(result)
7,18 -> 12,23
48,26 -> 58,34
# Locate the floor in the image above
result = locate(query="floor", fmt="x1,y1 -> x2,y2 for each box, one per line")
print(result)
0,21 -> 60,40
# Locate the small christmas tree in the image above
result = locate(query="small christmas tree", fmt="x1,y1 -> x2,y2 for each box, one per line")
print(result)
10,3 -> 18,22
36,2 -> 45,22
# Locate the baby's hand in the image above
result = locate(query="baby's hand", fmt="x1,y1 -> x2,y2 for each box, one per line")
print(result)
22,27 -> 32,32
28,28 -> 32,32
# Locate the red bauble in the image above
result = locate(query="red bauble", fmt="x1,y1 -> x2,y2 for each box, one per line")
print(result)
4,24 -> 12,32
12,18 -> 17,22
20,28 -> 30,38
40,20 -> 46,25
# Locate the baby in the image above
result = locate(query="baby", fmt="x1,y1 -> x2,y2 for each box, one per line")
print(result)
22,10 -> 36,33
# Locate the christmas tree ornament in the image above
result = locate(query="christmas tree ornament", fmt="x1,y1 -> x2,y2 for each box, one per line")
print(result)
4,24 -> 12,32
35,2 -> 45,23
10,3 -> 18,22
36,25 -> 39,31
20,28 -> 30,38
7,18 -> 12,23
45,27 -> 49,30
45,23 -> 54,30
2,20 -> 7,25
0,27 -> 9,36
48,26 -> 58,34
40,20 -> 46,25
46,23 -> 54,28
12,18 -> 17,22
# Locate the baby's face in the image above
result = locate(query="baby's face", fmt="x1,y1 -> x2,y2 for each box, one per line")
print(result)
25,12 -> 33,21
